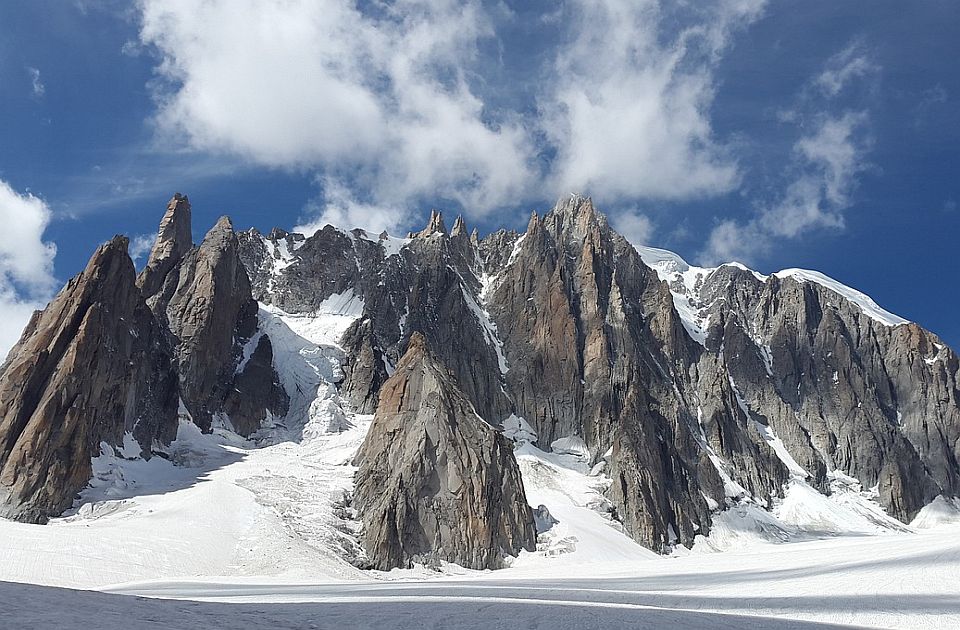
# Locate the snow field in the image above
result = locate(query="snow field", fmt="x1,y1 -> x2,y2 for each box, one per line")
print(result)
0,300 -> 959,628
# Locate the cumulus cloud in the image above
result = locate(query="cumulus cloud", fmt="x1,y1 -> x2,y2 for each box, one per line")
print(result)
0,180 -> 58,359
138,0 -> 538,225
540,0 -> 766,202
135,0 -> 775,233
702,111 -> 870,265
610,210 -> 655,249
294,177 -> 408,237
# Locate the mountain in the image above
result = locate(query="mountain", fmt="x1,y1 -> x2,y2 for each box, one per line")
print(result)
354,332 -> 536,570
0,193 -> 957,568
0,236 -> 179,522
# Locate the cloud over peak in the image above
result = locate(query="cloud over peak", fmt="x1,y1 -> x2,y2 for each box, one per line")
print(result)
137,0 -> 769,234
0,180 -> 58,359
139,0 -> 537,223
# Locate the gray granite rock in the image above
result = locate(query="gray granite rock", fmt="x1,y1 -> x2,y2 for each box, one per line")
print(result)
0,237 -> 179,523
354,333 -> 536,570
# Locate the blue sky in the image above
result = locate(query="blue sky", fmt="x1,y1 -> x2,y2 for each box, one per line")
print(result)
0,0 -> 957,354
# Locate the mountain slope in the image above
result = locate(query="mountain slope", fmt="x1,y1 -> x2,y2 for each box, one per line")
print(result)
239,193 -> 960,552
0,236 -> 179,522
0,192 -> 957,563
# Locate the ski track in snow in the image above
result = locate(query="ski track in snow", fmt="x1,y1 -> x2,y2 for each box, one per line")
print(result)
1,303 -> 959,628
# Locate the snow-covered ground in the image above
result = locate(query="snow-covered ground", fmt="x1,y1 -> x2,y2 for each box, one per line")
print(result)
1,305 -> 959,629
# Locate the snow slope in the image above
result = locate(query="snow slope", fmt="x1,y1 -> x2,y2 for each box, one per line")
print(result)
4,519 -> 960,629
0,287 -> 957,628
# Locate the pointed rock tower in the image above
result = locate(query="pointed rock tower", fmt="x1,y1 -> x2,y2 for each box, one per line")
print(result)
354,333 -> 536,570
138,201 -> 288,435
0,237 -> 179,523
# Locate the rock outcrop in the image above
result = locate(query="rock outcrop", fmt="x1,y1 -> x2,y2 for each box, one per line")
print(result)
2,189 -> 956,557
138,192 -> 193,298
657,259 -> 960,521
244,193 -> 960,551
140,201 -> 288,435
480,195 -> 785,548
0,237 -> 179,523
354,333 -> 536,570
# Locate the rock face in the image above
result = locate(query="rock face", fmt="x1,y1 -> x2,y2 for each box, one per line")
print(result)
649,258 -> 960,521
138,192 -> 192,298
140,200 -> 288,434
240,193 -> 960,553
0,237 -> 179,523
0,194 -> 295,523
354,333 -> 536,570
2,189 -> 958,563
480,196 -> 784,548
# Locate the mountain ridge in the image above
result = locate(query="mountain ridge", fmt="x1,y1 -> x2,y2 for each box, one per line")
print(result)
0,192 -> 957,570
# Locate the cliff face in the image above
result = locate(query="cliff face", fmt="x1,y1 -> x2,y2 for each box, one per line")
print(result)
354,333 -> 536,570
241,193 -> 960,553
0,237 -> 179,523
479,196 -> 786,548
140,199 -> 288,435
0,195 -> 291,523
1,191 -> 957,564
657,261 -> 960,521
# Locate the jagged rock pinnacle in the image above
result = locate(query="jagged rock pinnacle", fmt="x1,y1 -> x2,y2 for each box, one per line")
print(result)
138,193 -> 193,298
354,329 -> 536,570
409,209 -> 447,238
451,215 -> 467,238
0,233 -> 179,523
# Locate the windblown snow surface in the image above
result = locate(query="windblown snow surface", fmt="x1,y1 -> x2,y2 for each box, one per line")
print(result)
1,298 -> 959,629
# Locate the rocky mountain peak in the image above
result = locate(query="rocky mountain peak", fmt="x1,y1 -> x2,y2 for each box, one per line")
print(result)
204,215 -> 236,244
403,330 -> 429,359
138,193 -> 193,298
354,330 -> 536,570
526,209 -> 541,232
0,233 -> 178,523
451,214 -> 467,238
542,194 -> 608,244
409,209 -> 447,238
267,227 -> 290,241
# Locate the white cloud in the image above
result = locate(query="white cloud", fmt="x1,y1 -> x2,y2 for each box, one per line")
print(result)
701,38 -> 878,266
294,177 -> 408,237
0,180 -> 58,360
702,111 -> 870,265
128,233 -> 156,267
816,43 -> 878,97
27,67 -> 45,98
540,0 -> 766,202
611,210 -> 655,248
135,0 -> 775,233
138,0 -> 538,223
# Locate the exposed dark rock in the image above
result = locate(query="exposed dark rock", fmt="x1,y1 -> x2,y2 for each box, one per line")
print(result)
6,188 -> 951,553
0,237 -> 179,523
340,318 -> 390,414
354,333 -> 536,570
138,193 -> 193,299
223,333 -> 289,437
139,200 -> 289,436
237,193 -> 960,550
408,209 -> 446,238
